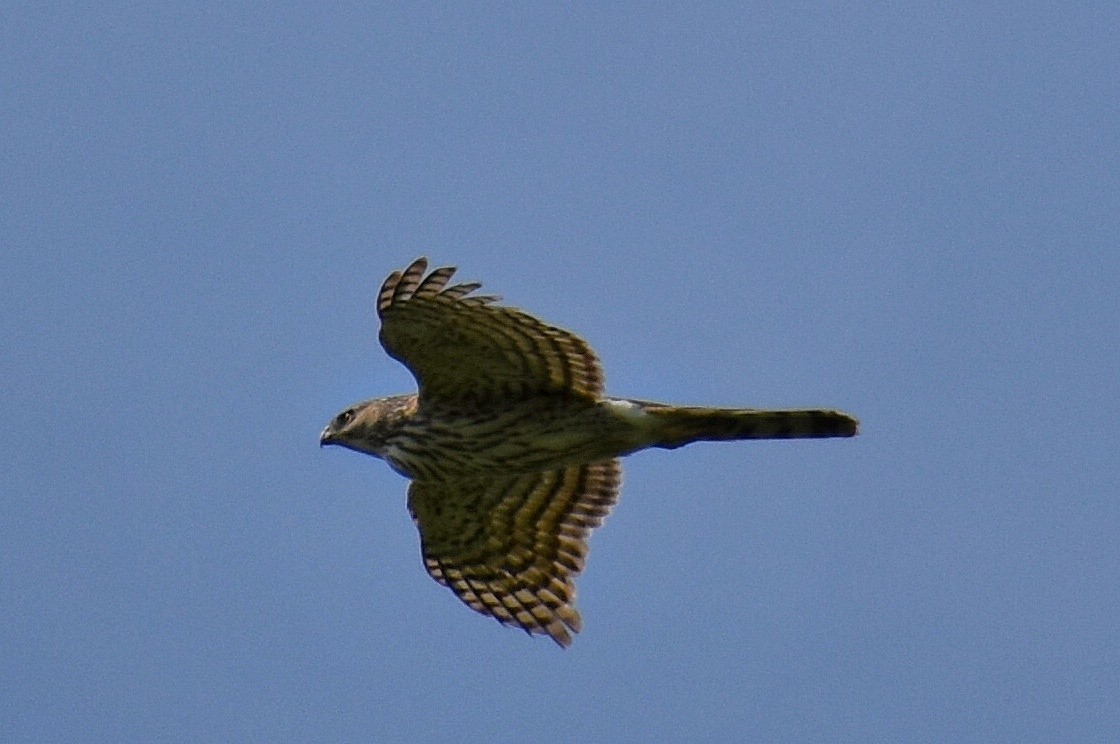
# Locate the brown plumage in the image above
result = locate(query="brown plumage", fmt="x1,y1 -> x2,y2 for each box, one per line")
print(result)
320,257 -> 858,647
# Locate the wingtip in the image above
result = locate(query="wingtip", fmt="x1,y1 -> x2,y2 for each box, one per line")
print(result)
842,412 -> 860,437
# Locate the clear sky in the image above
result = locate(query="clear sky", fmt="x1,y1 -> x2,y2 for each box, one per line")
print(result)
3,4 -> 1118,742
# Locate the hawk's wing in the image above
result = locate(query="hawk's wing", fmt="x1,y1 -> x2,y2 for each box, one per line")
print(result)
406,459 -> 621,647
378,257 -> 604,404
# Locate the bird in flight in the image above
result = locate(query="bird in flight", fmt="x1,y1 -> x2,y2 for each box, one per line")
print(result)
321,257 -> 858,647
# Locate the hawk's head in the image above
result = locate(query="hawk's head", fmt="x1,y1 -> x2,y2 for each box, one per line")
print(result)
319,394 -> 417,459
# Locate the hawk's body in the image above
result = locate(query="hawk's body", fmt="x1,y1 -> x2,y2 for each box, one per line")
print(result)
321,258 -> 858,647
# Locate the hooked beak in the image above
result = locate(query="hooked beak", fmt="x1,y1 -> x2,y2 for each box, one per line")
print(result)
319,427 -> 335,448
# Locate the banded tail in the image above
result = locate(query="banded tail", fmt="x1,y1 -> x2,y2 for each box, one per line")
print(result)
634,401 -> 859,449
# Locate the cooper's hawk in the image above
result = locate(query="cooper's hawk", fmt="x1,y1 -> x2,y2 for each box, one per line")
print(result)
320,257 -> 858,647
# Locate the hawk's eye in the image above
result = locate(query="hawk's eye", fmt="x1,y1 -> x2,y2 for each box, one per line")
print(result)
336,409 -> 355,427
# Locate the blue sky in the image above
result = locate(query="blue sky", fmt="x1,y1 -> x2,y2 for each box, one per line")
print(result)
3,4 -> 1118,742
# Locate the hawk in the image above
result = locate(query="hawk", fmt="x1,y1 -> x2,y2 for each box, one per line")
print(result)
320,257 -> 858,647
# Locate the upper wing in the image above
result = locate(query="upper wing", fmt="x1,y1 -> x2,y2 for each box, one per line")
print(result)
406,459 -> 621,647
377,258 -> 604,404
